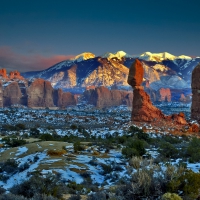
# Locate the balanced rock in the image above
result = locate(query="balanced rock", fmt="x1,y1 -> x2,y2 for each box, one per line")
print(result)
128,59 -> 165,122
127,59 -> 144,87
191,63 -> 200,121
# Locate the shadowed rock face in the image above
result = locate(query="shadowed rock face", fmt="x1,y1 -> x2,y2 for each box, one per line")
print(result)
27,79 -> 54,107
3,82 -> 22,106
191,63 -> 200,121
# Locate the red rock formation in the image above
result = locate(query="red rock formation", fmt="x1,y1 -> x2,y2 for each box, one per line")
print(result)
171,113 -> 187,125
3,82 -> 22,106
0,69 -> 7,78
158,88 -> 171,102
128,59 -> 166,122
191,63 -> 200,121
83,86 -> 133,108
9,71 -> 24,80
127,59 -> 144,87
179,93 -> 186,102
53,88 -> 76,108
27,79 -> 54,107
131,86 -> 165,121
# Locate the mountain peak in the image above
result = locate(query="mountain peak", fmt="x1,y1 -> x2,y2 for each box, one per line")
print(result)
101,51 -> 132,60
72,52 -> 95,62
139,52 -> 192,61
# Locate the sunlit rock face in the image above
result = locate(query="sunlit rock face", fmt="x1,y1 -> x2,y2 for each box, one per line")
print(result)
191,63 -> 200,121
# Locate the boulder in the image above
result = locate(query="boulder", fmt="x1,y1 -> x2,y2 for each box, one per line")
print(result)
191,63 -> 200,121
127,59 -> 144,87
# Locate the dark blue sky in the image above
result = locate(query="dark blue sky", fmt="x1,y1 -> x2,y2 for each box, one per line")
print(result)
0,0 -> 200,71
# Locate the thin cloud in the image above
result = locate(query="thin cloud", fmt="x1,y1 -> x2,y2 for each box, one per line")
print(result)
0,46 -> 74,72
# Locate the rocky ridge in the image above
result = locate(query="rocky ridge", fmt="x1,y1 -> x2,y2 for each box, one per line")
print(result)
21,51 -> 200,92
0,69 -> 77,108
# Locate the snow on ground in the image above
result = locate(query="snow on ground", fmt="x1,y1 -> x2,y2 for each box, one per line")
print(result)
15,146 -> 28,156
0,152 -> 47,189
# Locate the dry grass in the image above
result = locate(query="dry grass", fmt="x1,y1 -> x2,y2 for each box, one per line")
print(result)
47,149 -> 67,156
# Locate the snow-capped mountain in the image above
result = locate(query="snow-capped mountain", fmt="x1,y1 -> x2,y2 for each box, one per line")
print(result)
139,52 -> 192,62
21,51 -> 200,92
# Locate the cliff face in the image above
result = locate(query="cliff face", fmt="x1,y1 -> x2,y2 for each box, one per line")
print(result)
0,69 -> 77,108
27,79 -> 54,107
82,86 -> 133,108
3,82 -> 22,106
191,63 -> 200,121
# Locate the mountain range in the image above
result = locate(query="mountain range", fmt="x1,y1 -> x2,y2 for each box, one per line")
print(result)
21,51 -> 200,92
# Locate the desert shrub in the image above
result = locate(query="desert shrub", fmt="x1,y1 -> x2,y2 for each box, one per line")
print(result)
15,123 -> 26,130
122,138 -> 146,158
158,142 -> 178,158
87,191 -> 107,200
0,159 -> 18,174
68,194 -> 81,200
0,193 -> 28,200
18,162 -> 30,172
2,137 -> 26,147
100,163 -> 112,175
129,156 -> 143,169
47,149 -> 66,156
161,192 -> 182,200
31,193 -> 59,200
0,187 -> 5,195
162,135 -> 181,144
80,172 -> 91,179
88,157 -> 98,166
30,128 -> 40,137
33,155 -> 39,162
74,142 -> 84,153
67,182 -> 84,194
186,137 -> 200,162
39,133 -> 54,141
167,170 -> 200,199
10,173 -> 66,198
70,124 -> 77,130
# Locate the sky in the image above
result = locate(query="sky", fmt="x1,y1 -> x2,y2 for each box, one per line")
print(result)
0,0 -> 200,72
